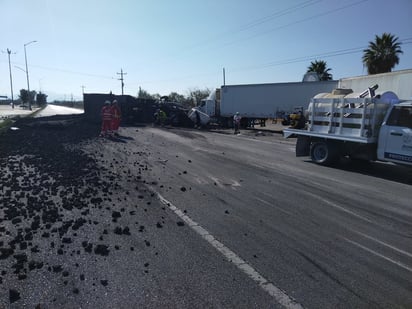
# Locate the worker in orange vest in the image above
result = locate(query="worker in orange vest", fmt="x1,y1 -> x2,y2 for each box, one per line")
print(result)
100,100 -> 112,137
110,99 -> 121,136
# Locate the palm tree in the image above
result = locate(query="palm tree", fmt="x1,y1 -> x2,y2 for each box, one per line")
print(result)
306,60 -> 333,81
362,33 -> 403,74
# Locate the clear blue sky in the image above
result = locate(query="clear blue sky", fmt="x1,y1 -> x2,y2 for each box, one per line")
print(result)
1,0 -> 411,101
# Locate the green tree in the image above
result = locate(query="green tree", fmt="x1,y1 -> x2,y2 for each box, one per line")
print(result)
19,89 -> 29,104
186,88 -> 211,107
306,60 -> 333,81
137,87 -> 155,99
36,92 -> 48,106
362,33 -> 403,74
167,92 -> 186,103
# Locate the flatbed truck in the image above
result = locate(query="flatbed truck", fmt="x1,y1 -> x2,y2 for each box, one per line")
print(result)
283,86 -> 412,166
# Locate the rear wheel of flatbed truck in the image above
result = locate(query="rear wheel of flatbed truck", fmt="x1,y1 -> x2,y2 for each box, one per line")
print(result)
310,141 -> 339,166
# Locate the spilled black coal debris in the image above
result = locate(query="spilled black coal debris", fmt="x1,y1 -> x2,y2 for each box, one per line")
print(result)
0,116 -> 176,307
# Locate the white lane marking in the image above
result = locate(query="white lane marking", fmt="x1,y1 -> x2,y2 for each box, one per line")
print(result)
305,192 -> 373,223
353,230 -> 412,258
342,237 -> 412,273
156,192 -> 304,309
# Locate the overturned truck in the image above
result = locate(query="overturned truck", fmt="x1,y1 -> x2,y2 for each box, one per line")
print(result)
83,93 -> 193,127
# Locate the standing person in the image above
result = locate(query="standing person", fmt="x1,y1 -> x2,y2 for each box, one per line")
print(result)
158,109 -> 167,126
233,112 -> 241,134
153,109 -> 160,126
100,100 -> 112,137
195,109 -> 201,128
110,99 -> 122,136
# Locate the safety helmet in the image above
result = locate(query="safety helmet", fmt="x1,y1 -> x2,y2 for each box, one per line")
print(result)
112,100 -> 118,104
104,100 -> 110,105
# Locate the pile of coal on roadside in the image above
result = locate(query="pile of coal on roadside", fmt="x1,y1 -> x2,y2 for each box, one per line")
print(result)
0,114 -> 99,156
0,115 -> 109,294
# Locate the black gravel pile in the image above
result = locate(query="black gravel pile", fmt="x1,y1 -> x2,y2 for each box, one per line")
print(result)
0,115 -> 190,307
0,116 -> 133,306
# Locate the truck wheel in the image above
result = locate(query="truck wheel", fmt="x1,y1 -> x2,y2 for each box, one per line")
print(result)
310,142 -> 338,165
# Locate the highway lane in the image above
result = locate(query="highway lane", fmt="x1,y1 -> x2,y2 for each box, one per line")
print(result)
132,126 -> 412,308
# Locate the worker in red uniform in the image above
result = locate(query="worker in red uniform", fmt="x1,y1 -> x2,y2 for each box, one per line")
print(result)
100,100 -> 112,137
110,99 -> 122,136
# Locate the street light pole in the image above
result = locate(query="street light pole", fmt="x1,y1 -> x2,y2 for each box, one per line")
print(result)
24,40 -> 37,110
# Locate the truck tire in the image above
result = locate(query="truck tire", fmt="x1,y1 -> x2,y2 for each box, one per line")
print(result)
310,141 -> 339,165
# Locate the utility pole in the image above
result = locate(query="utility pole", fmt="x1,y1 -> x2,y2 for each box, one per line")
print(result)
81,85 -> 86,96
4,49 -> 16,108
117,68 -> 127,96
223,67 -> 226,86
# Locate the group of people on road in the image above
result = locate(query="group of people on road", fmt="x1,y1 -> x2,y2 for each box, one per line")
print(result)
100,99 -> 122,137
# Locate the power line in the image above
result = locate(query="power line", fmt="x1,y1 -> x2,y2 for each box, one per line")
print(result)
234,0 -> 323,33
167,0 -> 324,60
152,0 -> 371,72
136,37 -> 412,84
4,37 -> 410,88
3,33 -> 409,93
229,37 -> 412,73
19,63 -> 115,80
220,0 -> 370,49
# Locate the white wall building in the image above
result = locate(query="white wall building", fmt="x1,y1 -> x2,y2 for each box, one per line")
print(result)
338,69 -> 412,100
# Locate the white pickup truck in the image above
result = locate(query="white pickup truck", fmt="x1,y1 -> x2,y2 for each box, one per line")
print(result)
283,86 -> 412,166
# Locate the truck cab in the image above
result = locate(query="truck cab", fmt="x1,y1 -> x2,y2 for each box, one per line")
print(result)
377,102 -> 412,165
198,98 -> 216,117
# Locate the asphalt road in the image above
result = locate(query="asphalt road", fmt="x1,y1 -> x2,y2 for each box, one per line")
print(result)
33,105 -> 83,118
0,104 -> 83,124
85,126 -> 412,308
1,122 -> 411,308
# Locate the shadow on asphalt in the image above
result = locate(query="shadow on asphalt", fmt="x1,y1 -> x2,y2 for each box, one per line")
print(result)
303,158 -> 412,185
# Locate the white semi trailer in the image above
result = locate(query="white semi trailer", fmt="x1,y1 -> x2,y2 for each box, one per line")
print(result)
283,86 -> 412,166
196,81 -> 338,127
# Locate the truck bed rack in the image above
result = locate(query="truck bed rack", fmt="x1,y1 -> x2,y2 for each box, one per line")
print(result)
284,97 -> 391,144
